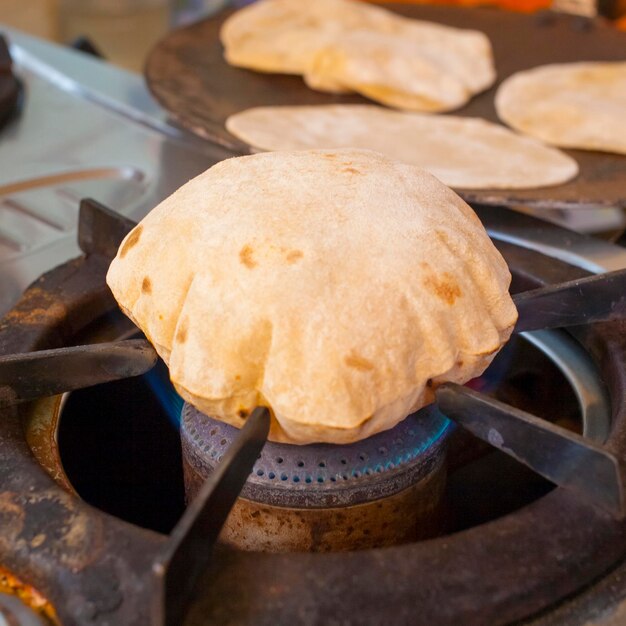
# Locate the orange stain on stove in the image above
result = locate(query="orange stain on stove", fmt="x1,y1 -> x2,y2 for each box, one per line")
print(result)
0,565 -> 58,625
119,225 -> 142,258
422,271 -> 461,305
345,352 -> 374,371
141,276 -> 152,294
0,287 -> 67,330
239,244 -> 257,269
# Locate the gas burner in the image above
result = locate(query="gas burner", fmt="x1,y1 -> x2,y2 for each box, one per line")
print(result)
182,403 -> 450,551
1,200 -> 626,625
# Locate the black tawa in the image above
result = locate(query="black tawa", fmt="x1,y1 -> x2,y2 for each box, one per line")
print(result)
145,5 -> 626,210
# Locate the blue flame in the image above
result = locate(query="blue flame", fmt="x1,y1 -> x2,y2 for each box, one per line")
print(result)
387,413 -> 452,471
347,412 -> 453,478
142,361 -> 184,427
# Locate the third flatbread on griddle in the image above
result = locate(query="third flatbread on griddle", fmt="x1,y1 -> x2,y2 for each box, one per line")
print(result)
220,0 -> 495,112
226,104 -> 578,189
495,62 -> 626,155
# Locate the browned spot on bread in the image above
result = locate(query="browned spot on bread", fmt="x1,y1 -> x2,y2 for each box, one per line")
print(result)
422,271 -> 461,305
345,352 -> 374,371
436,230 -> 451,246
119,225 -> 142,258
286,249 -> 303,263
176,320 -> 188,344
235,375 -> 241,381
343,167 -> 361,175
323,153 -> 337,159
238,408 -> 249,419
457,360 -> 464,367
141,277 -> 152,294
239,244 -> 257,269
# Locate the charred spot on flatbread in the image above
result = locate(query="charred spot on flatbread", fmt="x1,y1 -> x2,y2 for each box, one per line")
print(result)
239,244 -> 257,269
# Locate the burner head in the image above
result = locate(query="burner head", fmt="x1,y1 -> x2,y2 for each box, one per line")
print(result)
181,403 -> 451,552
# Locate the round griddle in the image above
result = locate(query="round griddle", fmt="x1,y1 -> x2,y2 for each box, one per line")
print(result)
145,5 -> 626,210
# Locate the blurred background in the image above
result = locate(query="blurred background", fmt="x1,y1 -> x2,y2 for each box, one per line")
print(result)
0,0 -> 624,73
0,0 -> 232,72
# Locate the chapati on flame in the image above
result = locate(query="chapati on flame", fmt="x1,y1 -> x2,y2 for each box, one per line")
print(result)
495,62 -> 626,155
220,0 -> 495,112
106,149 -> 517,445
226,105 -> 578,189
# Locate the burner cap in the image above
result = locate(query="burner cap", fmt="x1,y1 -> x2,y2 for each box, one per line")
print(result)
182,402 -> 451,508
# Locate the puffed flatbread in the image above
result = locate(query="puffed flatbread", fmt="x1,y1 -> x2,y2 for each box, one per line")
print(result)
220,0 -> 495,112
107,149 -> 517,444
226,105 -> 578,189
495,62 -> 626,155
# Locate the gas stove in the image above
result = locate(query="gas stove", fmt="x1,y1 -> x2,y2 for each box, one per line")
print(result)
1,200 -> 626,625
2,22 -> 626,626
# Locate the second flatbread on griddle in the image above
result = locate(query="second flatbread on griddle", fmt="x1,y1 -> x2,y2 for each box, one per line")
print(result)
226,104 -> 578,189
495,62 -> 626,155
305,26 -> 494,112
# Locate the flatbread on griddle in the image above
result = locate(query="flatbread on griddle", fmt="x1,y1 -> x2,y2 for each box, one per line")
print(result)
220,0 -> 495,112
305,26 -> 494,112
226,105 -> 578,189
220,0 -> 398,75
107,149 -> 517,444
495,62 -> 626,155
